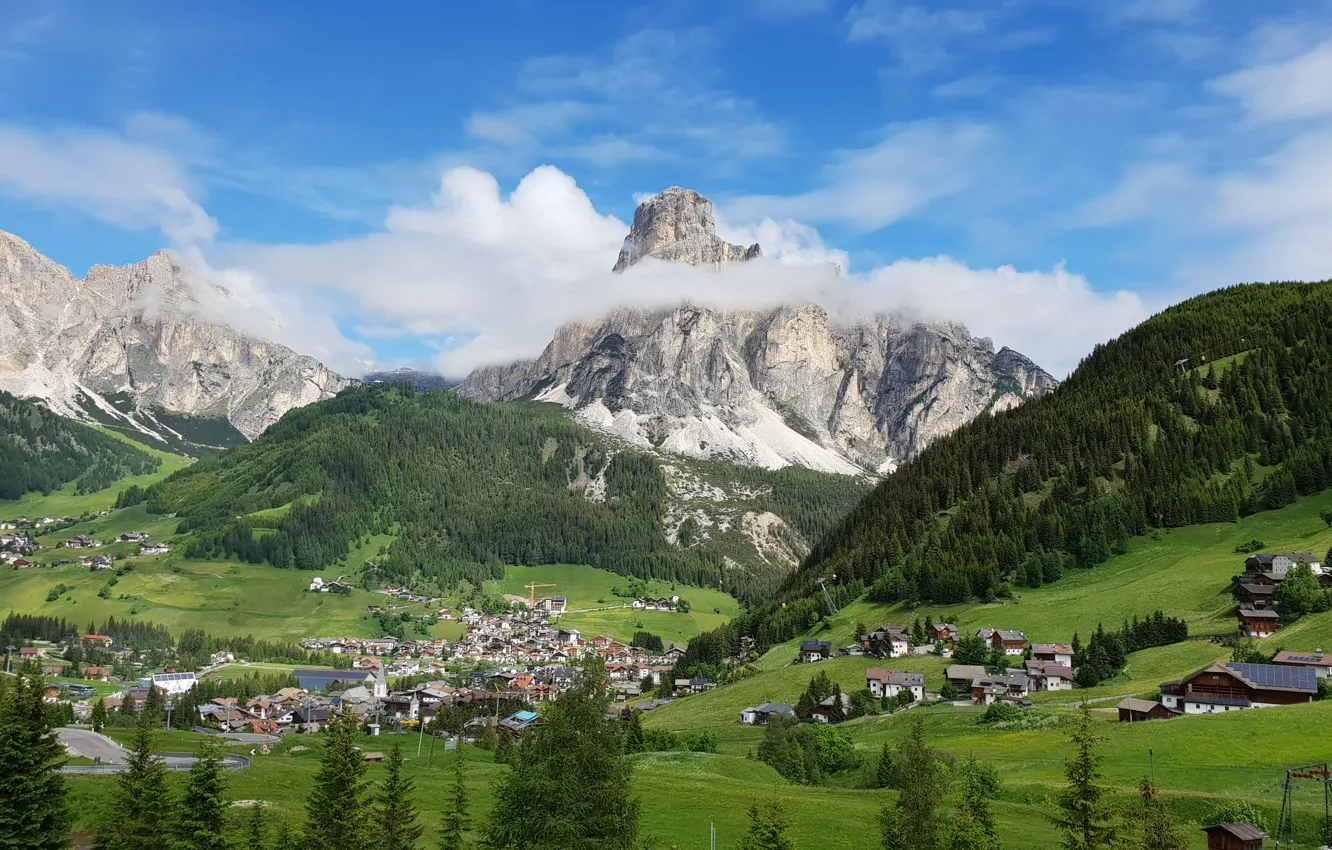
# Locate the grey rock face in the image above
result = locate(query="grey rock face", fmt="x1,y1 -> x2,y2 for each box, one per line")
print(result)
460,187 -> 1056,474
0,230 -> 350,442
612,187 -> 761,273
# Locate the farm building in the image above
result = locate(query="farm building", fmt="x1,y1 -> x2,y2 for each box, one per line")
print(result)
1200,822 -> 1266,850
1160,661 -> 1317,713
1237,608 -> 1279,638
739,703 -> 796,725
1116,697 -> 1175,722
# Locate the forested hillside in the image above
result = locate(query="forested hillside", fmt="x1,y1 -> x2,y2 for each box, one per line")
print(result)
684,281 -> 1332,663
139,386 -> 867,603
0,391 -> 161,501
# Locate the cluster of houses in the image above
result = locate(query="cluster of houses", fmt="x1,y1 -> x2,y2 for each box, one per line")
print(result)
942,643 -> 1074,705
1232,552 -> 1326,638
630,595 -> 680,612
308,576 -> 352,593
1,530 -> 36,568
1117,650 -> 1330,721
3,523 -> 167,569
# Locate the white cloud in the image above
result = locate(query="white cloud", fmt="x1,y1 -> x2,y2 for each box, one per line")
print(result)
1075,162 -> 1198,227
724,121 -> 989,230
1210,37 -> 1332,123
216,163 -> 1140,379
464,29 -> 786,166
847,0 -> 988,72
0,123 -> 217,246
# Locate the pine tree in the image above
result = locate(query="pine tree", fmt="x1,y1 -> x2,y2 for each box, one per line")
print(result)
302,716 -> 369,850
1049,704 -> 1119,850
484,657 -> 640,849
90,697 -> 107,734
875,743 -> 895,788
95,710 -> 171,850
0,674 -> 72,850
735,801 -> 797,850
1138,778 -> 1185,850
494,730 -> 515,765
142,685 -> 164,725
621,708 -> 645,754
242,803 -> 268,850
174,735 -> 229,850
439,747 -> 471,850
945,757 -> 1000,850
373,743 -> 423,850
878,715 -> 946,850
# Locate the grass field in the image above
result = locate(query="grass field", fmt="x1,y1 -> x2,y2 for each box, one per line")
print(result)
62,697 -> 1332,849
829,491 -> 1332,650
2,437 -> 189,520
498,564 -> 742,645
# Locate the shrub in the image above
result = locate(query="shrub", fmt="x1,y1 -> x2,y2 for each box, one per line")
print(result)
1202,801 -> 1270,834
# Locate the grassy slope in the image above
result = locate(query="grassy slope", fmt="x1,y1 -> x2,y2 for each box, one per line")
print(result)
497,564 -> 742,645
2,433 -> 189,519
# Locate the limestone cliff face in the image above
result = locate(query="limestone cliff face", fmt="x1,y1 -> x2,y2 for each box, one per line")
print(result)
459,188 -> 1056,474
612,187 -> 761,272
0,231 -> 350,444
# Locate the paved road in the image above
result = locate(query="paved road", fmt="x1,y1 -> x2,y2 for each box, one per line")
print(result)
57,727 -> 128,763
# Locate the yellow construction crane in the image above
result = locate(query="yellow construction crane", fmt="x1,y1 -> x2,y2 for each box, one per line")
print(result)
524,582 -> 556,608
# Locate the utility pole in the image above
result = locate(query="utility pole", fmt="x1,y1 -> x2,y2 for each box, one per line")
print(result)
710,822 -> 716,850
815,577 -> 840,616
4,645 -> 15,674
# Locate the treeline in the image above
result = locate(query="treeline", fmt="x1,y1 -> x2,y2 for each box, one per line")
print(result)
0,613 -> 350,668
1073,613 -> 1189,686
140,385 -> 865,604
0,390 -> 160,501
686,281 -> 1332,664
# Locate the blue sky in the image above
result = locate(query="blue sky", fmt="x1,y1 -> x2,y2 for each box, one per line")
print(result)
2,0 -> 1332,377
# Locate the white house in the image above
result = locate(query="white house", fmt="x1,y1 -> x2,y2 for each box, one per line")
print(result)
866,668 -> 925,701
150,671 -> 198,695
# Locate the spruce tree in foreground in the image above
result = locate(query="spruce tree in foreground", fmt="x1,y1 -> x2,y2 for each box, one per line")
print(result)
875,742 -> 895,788
0,674 -> 72,850
1049,704 -> 1119,850
90,697 -> 108,734
879,715 -> 947,850
484,658 -> 639,850
96,710 -> 171,850
174,735 -> 229,850
242,804 -> 268,850
439,748 -> 471,850
943,757 -> 1001,850
372,743 -> 423,850
1138,778 -> 1185,850
735,801 -> 796,850
494,729 -> 515,765
303,716 -> 369,850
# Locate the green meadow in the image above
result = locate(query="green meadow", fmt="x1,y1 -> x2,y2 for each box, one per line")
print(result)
62,699 -> 1332,849
497,563 -> 742,645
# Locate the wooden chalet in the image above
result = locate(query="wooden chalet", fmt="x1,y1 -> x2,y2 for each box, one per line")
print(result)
1231,582 -> 1276,609
1160,661 -> 1317,713
928,622 -> 959,644
1237,607 -> 1279,638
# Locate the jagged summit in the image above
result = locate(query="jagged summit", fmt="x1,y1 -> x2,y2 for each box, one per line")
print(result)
0,230 -> 349,446
461,200 -> 1057,474
612,187 -> 761,273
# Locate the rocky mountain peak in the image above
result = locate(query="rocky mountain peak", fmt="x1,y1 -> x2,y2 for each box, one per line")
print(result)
612,187 -> 762,273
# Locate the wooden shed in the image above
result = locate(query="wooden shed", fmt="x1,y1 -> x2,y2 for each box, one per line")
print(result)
1201,821 -> 1266,850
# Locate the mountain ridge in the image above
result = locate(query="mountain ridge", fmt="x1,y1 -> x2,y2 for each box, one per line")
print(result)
0,230 -> 351,450
460,187 -> 1056,474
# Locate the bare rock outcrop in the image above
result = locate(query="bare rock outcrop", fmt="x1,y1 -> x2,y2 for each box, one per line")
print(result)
0,230 -> 350,444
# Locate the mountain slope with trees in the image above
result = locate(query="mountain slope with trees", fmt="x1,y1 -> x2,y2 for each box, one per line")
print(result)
684,280 -> 1332,663
0,390 -> 161,501
139,385 -> 868,603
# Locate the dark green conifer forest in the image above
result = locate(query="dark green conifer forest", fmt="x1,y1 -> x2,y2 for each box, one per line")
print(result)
141,388 -> 866,603
684,281 -> 1332,666
0,391 -> 160,501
